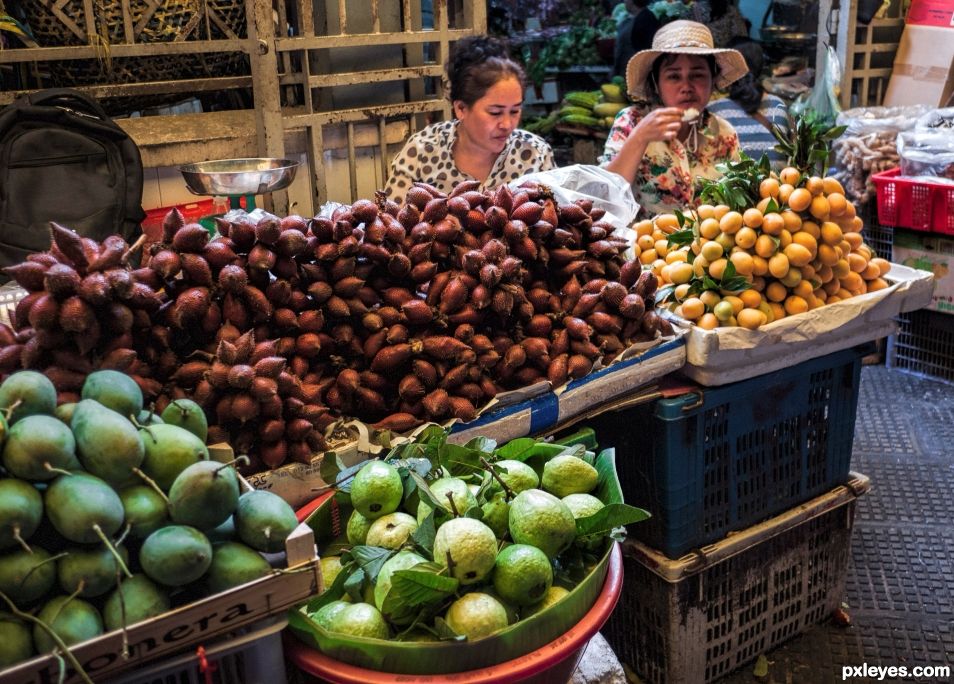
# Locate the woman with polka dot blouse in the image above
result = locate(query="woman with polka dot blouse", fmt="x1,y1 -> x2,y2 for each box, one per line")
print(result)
384,35 -> 556,202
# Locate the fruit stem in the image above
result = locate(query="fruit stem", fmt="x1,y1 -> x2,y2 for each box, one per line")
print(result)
121,233 -> 147,265
444,550 -> 456,576
445,492 -> 460,518
11,524 -> 32,554
479,457 -> 515,501
43,463 -> 74,478
21,552 -> 69,587
132,467 -> 171,506
2,398 -> 21,421
92,524 -> 133,579
0,589 -> 95,684
116,568 -> 130,659
214,455 -> 250,476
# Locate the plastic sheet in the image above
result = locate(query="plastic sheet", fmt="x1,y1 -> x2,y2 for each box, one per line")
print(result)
511,164 -> 640,237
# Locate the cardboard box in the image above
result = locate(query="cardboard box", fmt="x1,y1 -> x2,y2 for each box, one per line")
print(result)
884,24 -> 954,107
0,522 -> 320,683
892,231 -> 954,314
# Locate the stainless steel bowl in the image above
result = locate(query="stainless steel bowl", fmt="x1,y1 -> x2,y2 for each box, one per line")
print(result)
178,158 -> 300,196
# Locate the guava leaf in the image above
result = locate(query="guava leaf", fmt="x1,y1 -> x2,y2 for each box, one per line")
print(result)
440,443 -> 484,476
474,469 -> 495,502
319,452 -> 345,486
391,457 -> 434,479
350,545 -> 395,583
410,472 -> 449,514
493,437 -> 537,461
464,436 -> 497,454
303,557 -> 356,613
411,510 -> 436,556
383,566 -> 459,618
433,616 -> 466,641
575,502 -> 650,538
343,566 -> 366,602
331,459 -> 371,494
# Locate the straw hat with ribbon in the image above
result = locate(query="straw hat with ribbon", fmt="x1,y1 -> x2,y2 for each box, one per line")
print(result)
625,20 -> 748,101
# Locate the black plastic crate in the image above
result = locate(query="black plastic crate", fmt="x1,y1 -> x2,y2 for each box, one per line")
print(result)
585,346 -> 866,558
887,308 -> 954,384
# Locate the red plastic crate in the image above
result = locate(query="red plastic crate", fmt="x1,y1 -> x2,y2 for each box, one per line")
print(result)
872,167 -> 954,235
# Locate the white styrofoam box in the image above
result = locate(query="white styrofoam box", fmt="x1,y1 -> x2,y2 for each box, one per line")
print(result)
679,264 -> 935,386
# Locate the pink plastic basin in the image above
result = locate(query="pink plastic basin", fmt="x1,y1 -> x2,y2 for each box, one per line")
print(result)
284,542 -> 623,684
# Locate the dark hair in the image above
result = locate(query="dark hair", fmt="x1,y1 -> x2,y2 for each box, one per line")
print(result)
447,35 -> 526,105
647,53 -> 716,104
726,37 -> 763,114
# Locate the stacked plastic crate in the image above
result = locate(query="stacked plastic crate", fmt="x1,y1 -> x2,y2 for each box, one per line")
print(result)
593,346 -> 873,683
872,168 -> 954,384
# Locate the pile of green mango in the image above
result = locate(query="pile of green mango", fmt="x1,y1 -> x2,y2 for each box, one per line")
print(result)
0,369 -> 300,669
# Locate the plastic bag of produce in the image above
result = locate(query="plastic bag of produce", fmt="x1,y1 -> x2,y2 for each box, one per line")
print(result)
897,130 -> 954,184
915,107 -> 954,131
510,164 -> 639,239
830,104 -> 933,203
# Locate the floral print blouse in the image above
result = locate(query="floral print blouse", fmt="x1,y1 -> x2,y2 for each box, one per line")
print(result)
599,107 -> 740,217
384,120 -> 555,202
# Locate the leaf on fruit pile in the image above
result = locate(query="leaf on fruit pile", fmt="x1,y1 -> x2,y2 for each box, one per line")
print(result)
383,564 -> 459,618
410,472 -> 449,515
433,616 -> 466,641
493,437 -> 537,461
463,436 -> 497,454
576,502 -> 650,538
411,510 -> 436,554
350,545 -> 395,583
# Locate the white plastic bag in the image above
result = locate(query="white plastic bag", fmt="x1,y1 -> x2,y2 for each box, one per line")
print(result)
510,164 -> 640,238
897,130 -> 954,183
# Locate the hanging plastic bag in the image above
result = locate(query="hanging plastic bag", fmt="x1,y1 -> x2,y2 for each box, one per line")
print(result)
790,45 -> 842,127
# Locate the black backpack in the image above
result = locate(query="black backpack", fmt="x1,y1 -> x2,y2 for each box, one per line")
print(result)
0,88 -> 145,278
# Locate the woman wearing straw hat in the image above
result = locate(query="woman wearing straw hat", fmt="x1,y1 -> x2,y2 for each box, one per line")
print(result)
599,20 -> 749,217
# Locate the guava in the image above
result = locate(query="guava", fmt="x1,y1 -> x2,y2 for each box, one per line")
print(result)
433,517 -> 498,585
540,455 -> 598,497
492,543 -> 553,607
443,592 -> 508,640
508,489 -> 577,559
349,461 -> 403,520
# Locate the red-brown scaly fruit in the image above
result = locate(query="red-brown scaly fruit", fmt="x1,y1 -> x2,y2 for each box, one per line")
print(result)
161,207 -> 186,242
422,197 -> 449,223
350,198 -> 379,225
402,299 -> 434,326
170,224 -> 210,253
439,363 -> 470,390
254,356 -> 286,379
618,293 -> 646,320
547,353 -> 569,386
3,262 -> 48,292
171,361 -> 211,386
58,295 -> 96,333
27,293 -> 61,330
511,201 -> 543,225
43,263 -> 81,299
49,222 -> 88,270
634,270 -> 659,299
567,354 -> 593,379
370,343 -> 412,373
421,388 -> 450,419
405,186 -> 433,210
448,396 -> 477,422
588,311 -> 623,335
275,229 -> 309,257
421,335 -> 471,361
412,359 -> 438,388
254,217 -> 282,246
293,333 -> 321,358
385,324 -> 410,345
372,413 -> 421,433
524,314 -> 552,337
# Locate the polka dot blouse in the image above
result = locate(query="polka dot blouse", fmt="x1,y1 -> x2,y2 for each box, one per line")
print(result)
383,120 -> 556,202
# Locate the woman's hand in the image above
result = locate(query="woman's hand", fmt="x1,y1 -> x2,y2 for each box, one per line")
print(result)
633,107 -> 684,144
604,106 -> 685,184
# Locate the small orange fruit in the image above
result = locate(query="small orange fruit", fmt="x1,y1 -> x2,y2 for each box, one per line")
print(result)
780,166 -> 801,186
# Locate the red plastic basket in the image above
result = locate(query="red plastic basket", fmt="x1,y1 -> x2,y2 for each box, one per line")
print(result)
872,167 -> 954,235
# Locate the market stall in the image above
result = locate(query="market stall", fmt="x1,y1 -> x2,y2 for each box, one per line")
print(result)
1,1 -> 952,683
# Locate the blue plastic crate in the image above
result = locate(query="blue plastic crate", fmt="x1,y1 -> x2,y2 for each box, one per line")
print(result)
585,346 -> 866,558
